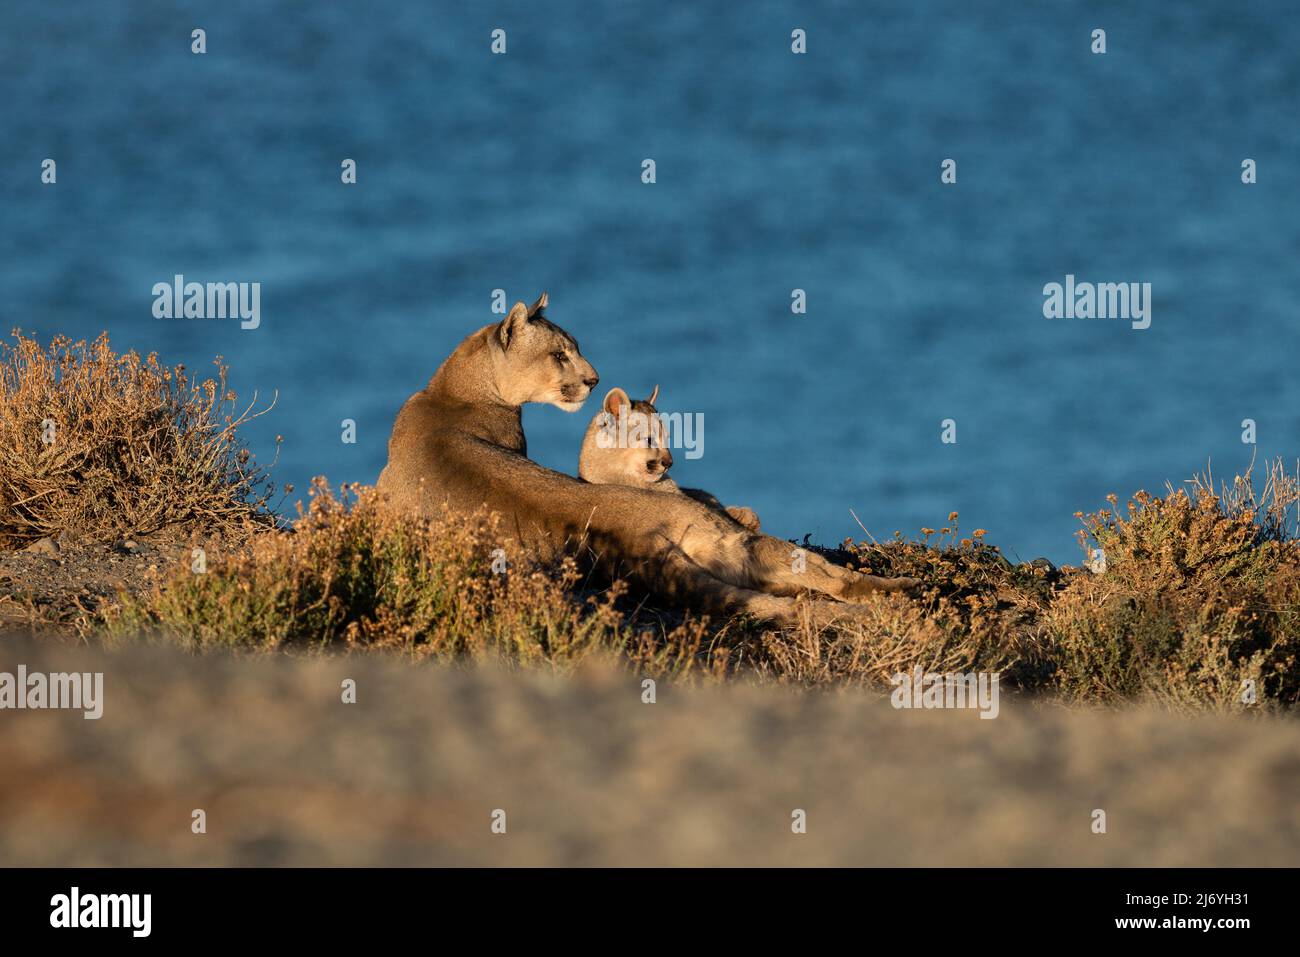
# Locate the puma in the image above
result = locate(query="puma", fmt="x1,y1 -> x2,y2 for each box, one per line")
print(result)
578,385 -> 761,530
376,293 -> 918,628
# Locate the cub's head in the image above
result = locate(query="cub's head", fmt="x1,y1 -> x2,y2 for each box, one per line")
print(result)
578,385 -> 675,488
494,292 -> 599,411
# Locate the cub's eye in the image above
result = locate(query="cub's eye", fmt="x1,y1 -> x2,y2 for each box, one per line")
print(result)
552,351 -> 567,362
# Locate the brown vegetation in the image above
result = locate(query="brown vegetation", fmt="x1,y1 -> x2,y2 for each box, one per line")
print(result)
5,332 -> 1300,712
0,330 -> 278,548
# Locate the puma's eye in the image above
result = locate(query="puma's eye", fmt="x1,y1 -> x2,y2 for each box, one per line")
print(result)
552,351 -> 567,362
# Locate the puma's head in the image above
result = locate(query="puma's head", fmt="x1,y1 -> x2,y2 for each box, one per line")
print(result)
578,384 -> 675,488
492,292 -> 599,411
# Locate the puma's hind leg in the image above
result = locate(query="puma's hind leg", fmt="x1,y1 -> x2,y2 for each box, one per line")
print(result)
652,546 -> 875,630
743,535 -> 920,602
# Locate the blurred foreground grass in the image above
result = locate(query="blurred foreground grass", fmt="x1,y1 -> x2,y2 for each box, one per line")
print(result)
1,637 -> 1297,866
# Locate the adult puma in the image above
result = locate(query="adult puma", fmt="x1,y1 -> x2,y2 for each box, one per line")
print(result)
578,385 -> 761,530
377,294 -> 917,627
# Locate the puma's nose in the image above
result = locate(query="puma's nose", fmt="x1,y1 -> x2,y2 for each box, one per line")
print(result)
662,450 -> 674,470
582,374 -> 599,388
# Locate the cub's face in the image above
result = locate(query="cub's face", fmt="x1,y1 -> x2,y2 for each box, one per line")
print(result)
496,293 -> 599,411
579,386 -> 674,488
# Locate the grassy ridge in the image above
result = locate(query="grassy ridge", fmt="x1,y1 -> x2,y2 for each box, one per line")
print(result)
5,332 -> 1299,710
113,479 -> 706,680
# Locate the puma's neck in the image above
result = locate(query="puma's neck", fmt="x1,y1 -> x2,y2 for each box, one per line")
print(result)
426,325 -> 525,452
428,326 -> 500,400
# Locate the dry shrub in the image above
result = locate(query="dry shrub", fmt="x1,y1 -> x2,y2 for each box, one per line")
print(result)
1045,460 -> 1300,709
0,330 -> 277,547
20,331 -> 1299,709
733,480 -> 1300,711
108,467 -> 1300,710
113,479 -> 708,676
733,518 -> 1055,689
859,523 -> 1055,677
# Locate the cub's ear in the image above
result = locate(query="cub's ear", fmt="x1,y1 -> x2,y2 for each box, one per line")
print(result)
647,384 -> 660,406
603,387 -> 630,417
528,291 -> 549,317
499,301 -> 530,349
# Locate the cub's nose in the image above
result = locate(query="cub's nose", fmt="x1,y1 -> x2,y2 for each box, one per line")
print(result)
647,451 -> 673,474
582,374 -> 599,388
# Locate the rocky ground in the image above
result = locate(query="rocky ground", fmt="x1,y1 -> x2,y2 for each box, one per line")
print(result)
1,636 -> 1297,866
0,533 -> 229,636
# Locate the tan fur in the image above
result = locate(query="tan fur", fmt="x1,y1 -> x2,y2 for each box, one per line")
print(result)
377,296 -> 919,627
578,386 -> 761,530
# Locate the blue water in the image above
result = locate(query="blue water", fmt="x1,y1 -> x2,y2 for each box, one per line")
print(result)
3,1 -> 1298,563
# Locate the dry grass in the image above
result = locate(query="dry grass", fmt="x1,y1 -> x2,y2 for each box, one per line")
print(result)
1043,461 -> 1300,709
0,330 -> 278,547
821,466 -> 1300,711
112,478 -> 1053,691
113,468 -> 1300,712
7,332 -> 1300,712
112,479 -> 710,679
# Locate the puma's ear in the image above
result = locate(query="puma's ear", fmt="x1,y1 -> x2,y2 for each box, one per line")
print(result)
528,291 -> 549,317
647,384 -> 659,406
499,301 -> 529,349
603,387 -> 630,417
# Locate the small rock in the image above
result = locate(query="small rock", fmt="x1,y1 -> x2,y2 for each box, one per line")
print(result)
117,539 -> 142,555
1018,557 -> 1061,583
23,536 -> 60,558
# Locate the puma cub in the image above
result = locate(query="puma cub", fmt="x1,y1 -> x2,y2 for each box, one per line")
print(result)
579,386 -> 761,530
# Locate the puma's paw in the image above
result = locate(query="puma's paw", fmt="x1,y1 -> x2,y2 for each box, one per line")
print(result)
842,573 -> 923,599
725,506 -> 761,530
887,575 -> 924,594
